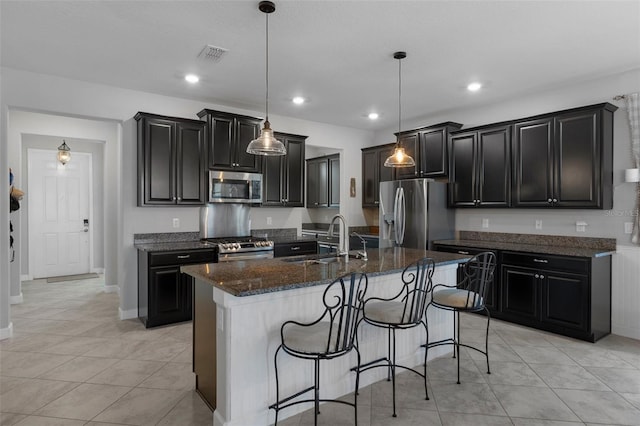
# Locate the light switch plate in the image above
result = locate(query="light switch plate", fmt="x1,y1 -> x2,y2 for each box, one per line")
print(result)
625,222 -> 634,234
482,218 -> 489,228
172,218 -> 180,228
535,220 -> 542,230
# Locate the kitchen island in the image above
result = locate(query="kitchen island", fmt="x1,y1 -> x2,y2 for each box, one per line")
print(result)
182,247 -> 468,426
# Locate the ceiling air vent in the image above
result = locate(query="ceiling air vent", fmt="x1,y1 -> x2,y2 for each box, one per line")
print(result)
198,45 -> 228,62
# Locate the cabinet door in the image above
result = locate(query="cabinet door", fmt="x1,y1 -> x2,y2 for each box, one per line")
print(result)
394,133 -> 419,180
329,155 -> 340,207
142,118 -> 176,205
284,138 -> 305,207
477,126 -> 511,207
378,145 -> 395,183
419,128 -> 447,177
513,118 -> 554,207
554,109 -> 600,207
208,114 -> 235,170
148,266 -> 192,327
176,121 -> 206,205
501,265 -> 539,323
362,149 -> 378,207
306,159 -> 320,207
541,271 -> 588,332
448,132 -> 476,207
261,154 -> 285,206
234,117 -> 261,172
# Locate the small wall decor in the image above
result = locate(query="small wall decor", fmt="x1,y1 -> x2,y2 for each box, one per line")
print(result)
350,177 -> 356,198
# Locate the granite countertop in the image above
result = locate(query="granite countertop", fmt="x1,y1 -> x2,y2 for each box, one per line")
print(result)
135,240 -> 215,252
270,235 -> 319,244
433,236 -> 616,258
181,247 -> 468,297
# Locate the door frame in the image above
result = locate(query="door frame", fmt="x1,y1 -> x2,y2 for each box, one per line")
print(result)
27,148 -> 94,279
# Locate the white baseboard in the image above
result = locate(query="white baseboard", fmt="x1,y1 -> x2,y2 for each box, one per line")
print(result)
119,307 -> 138,320
10,293 -> 23,304
0,322 -> 14,340
103,285 -> 119,294
92,267 -> 105,274
20,274 -> 32,282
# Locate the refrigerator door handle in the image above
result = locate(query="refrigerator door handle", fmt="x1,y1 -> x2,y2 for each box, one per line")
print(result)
394,187 -> 406,245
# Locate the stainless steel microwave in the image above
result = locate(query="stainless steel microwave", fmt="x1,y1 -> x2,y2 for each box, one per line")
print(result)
208,170 -> 262,204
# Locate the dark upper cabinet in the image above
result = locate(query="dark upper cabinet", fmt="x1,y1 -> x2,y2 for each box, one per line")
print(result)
261,133 -> 306,207
361,144 -> 395,207
513,104 -> 615,209
307,154 -> 339,208
136,112 -> 206,206
449,125 -> 511,207
197,109 -> 262,172
394,122 -> 463,180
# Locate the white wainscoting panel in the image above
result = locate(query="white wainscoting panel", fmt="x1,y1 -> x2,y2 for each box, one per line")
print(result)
612,245 -> 640,340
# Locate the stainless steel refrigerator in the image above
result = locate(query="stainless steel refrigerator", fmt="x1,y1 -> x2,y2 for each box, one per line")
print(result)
379,179 -> 455,250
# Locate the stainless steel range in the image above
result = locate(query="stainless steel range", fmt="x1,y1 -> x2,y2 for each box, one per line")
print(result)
200,204 -> 274,262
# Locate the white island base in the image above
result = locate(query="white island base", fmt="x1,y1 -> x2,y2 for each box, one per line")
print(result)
198,263 -> 458,426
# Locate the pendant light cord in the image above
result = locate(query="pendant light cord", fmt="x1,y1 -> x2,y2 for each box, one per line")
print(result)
397,56 -> 402,145
265,12 -> 270,122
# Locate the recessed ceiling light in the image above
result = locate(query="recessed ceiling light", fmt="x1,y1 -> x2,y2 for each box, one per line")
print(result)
185,74 -> 200,84
467,82 -> 482,92
368,112 -> 379,120
292,96 -> 305,105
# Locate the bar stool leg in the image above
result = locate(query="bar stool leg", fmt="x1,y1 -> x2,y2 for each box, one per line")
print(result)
391,328 -> 397,418
314,358 -> 320,426
354,346 -> 361,425
273,346 -> 282,426
452,310 -> 457,359
485,308 -> 491,374
456,310 -> 461,385
422,320 -> 429,401
387,327 -> 392,381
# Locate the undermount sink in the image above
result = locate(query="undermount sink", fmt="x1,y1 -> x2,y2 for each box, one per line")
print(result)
281,254 -> 363,266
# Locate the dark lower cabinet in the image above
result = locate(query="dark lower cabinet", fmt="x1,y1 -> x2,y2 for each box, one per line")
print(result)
541,271 -> 588,332
501,265 -> 540,322
138,248 -> 216,328
273,240 -> 317,257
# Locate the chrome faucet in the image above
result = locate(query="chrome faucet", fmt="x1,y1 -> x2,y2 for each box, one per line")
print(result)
328,214 -> 349,257
351,232 -> 368,261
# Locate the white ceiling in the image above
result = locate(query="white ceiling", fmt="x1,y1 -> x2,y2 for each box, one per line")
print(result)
1,1 -> 639,130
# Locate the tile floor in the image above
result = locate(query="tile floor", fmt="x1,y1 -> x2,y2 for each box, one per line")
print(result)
1,275 -> 639,426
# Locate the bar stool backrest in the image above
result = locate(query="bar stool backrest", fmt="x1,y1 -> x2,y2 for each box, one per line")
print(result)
321,272 -> 369,355
458,252 -> 497,308
400,257 -> 436,324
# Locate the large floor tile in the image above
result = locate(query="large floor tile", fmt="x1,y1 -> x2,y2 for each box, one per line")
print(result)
511,419 -> 584,426
35,383 -> 131,420
370,371 -> 437,412
124,339 -> 189,362
0,378 -> 78,414
81,338 -> 147,359
138,362 -> 195,390
0,352 -> 74,378
40,336 -> 110,356
424,355 -> 488,384
38,356 -> 119,382
491,384 -> 580,422
477,360 -> 547,387
0,413 -> 27,426
555,388 -> 640,425
528,363 -> 610,391
12,416 -> 86,425
156,391 -> 212,426
430,381 -> 506,416
91,387 -> 185,425
297,398 -> 371,426
620,392 -> 640,410
510,345 -> 577,365
87,359 -> 165,387
558,346 -> 636,369
0,333 -> 69,353
370,406 -> 441,426
465,342 -> 523,362
439,412 -> 512,426
586,366 -> 640,393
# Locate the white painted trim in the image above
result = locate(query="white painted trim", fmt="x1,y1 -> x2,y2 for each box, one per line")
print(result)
119,307 -> 137,320
104,285 -> 119,294
92,267 -> 105,274
20,274 -> 32,282
10,293 -> 23,304
613,326 -> 640,341
0,322 -> 13,340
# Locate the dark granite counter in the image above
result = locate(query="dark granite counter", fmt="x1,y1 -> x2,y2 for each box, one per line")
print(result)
434,231 -> 616,258
135,240 -> 215,252
182,247 -> 468,297
269,235 -> 318,244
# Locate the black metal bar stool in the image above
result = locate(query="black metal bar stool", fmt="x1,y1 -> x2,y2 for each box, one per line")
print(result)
355,257 -> 435,418
425,251 -> 497,384
269,272 -> 368,426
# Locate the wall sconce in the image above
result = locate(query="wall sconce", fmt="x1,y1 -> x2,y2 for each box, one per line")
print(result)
625,168 -> 640,183
57,140 -> 71,165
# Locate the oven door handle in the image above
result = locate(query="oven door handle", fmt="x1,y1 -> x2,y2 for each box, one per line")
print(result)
218,252 -> 274,262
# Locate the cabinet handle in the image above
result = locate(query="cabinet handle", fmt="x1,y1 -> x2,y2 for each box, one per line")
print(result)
374,201 -> 379,204
458,251 -> 470,255
177,255 -> 191,259
540,274 -> 545,279
535,274 -> 540,278
172,197 -> 176,201
533,258 -> 548,263
177,197 -> 181,201
291,246 -> 300,251
548,198 -> 553,203
553,198 -> 558,203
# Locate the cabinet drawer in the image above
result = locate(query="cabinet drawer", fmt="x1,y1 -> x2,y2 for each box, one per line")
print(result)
501,251 -> 588,274
149,249 -> 216,267
274,241 -> 317,257
434,245 -> 493,256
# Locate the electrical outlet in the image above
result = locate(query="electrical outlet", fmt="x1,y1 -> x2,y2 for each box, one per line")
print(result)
172,218 -> 180,228
267,217 -> 272,225
625,222 -> 634,234
482,218 -> 489,228
576,221 -> 587,232
535,220 -> 542,230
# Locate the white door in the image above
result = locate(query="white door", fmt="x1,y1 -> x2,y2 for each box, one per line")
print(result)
28,149 -> 92,279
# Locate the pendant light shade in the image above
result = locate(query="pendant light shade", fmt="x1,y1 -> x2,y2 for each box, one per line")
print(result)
57,140 -> 71,165
247,1 -> 286,156
384,51 -> 415,168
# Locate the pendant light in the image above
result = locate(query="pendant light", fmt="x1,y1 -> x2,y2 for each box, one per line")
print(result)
57,140 -> 71,165
246,1 -> 286,156
384,51 -> 415,168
